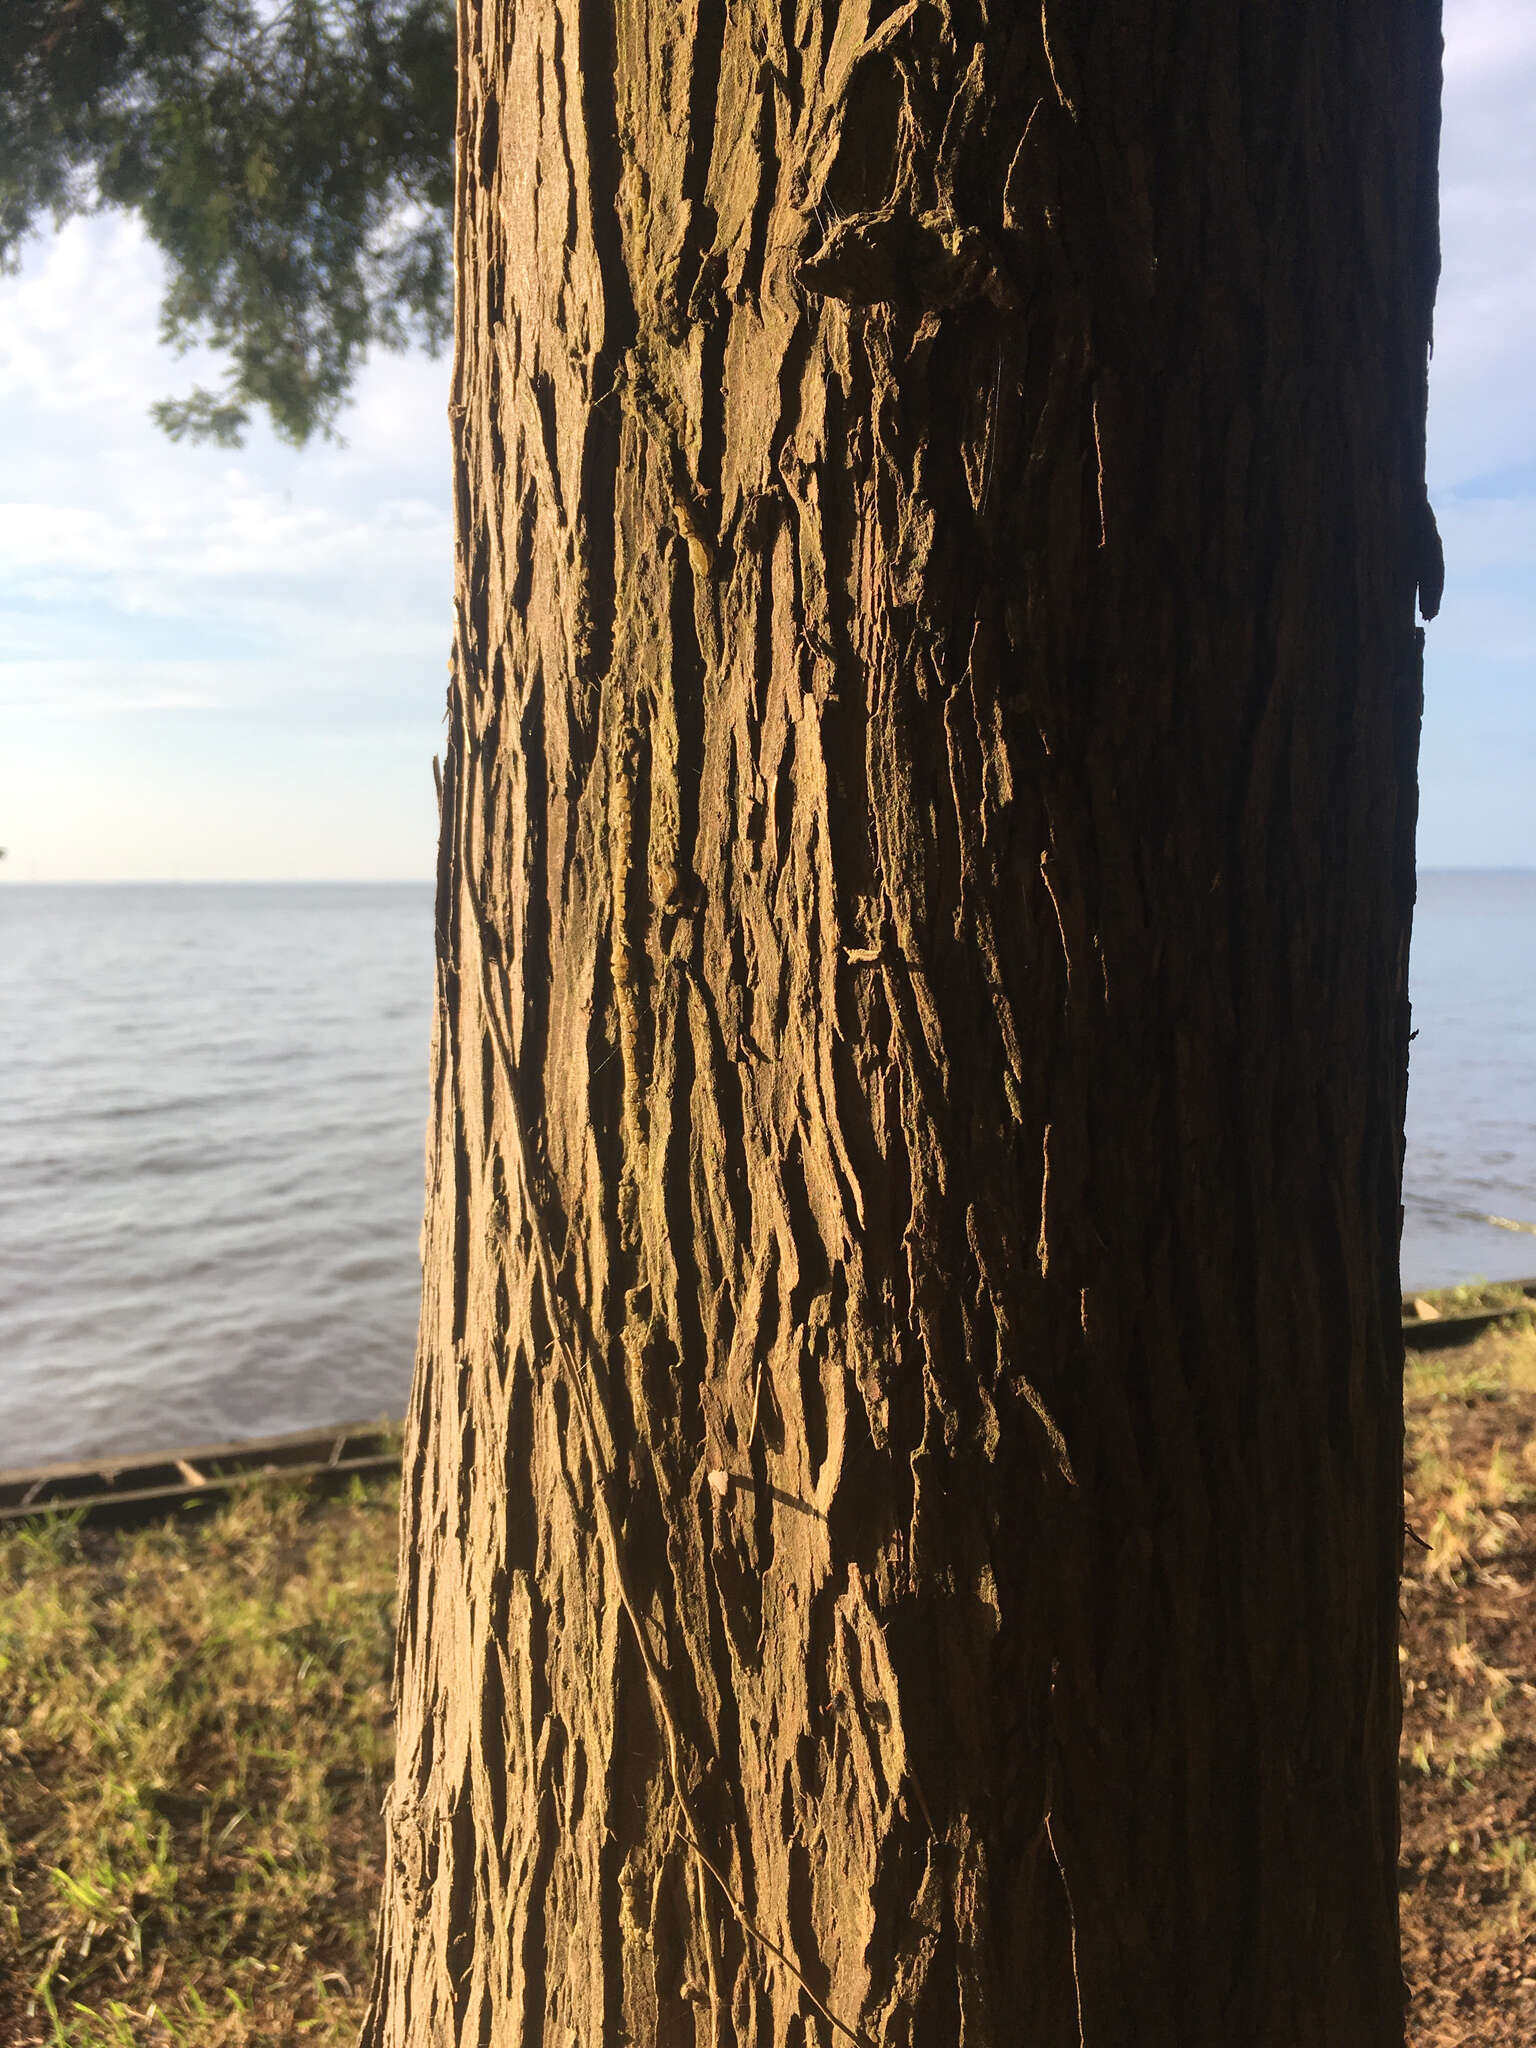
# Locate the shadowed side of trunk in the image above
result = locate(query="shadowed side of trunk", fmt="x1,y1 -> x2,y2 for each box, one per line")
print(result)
364,5 -> 1441,2044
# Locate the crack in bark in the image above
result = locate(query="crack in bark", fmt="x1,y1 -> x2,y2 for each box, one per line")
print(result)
462,852 -> 874,2048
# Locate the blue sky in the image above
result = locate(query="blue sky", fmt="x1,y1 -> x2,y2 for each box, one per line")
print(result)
1,1 -> 1532,881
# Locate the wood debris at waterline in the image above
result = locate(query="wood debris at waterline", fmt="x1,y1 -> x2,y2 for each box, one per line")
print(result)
0,1420 -> 401,1527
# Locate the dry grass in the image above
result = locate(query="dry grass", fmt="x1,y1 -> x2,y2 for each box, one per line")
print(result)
1402,1311 -> 1536,2042
0,1480 -> 398,2046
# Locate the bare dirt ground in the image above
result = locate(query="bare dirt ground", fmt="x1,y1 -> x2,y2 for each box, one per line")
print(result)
1402,1316 -> 1536,2044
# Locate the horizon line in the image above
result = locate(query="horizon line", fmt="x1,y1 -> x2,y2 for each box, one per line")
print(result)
4,865 -> 1535,887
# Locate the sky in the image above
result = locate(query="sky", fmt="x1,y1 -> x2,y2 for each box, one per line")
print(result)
0,2 -> 1532,881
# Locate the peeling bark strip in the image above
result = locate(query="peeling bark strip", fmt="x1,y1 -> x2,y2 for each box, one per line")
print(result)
364,5 -> 1441,2044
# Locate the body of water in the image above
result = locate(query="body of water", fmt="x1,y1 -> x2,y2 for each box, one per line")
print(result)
0,884 -> 434,1468
1403,870 -> 1536,1292
0,873 -> 1531,1467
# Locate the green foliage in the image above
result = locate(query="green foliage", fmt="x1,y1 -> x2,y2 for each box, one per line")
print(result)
0,2 -> 454,444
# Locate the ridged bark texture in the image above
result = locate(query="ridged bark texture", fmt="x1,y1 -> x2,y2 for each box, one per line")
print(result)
364,4 -> 1442,2044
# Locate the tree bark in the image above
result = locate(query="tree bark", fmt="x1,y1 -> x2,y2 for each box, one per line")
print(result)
363,4 -> 1442,2043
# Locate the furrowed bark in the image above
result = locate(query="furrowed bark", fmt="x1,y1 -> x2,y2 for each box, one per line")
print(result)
364,4 -> 1442,2044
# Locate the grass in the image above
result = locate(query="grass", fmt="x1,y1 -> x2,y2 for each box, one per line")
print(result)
1401,1310 -> 1536,2042
1404,1319 -> 1536,1587
3,1311 -> 1535,2044
0,1479 -> 399,2046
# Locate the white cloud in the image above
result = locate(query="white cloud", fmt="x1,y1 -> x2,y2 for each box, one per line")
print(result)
0,661 -> 237,713
1441,0 -> 1536,77
0,214 -> 452,875
1427,0 -> 1536,493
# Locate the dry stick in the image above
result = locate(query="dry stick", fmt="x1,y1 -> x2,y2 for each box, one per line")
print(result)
461,878 -> 874,2048
674,1820 -> 870,2048
1044,1811 -> 1086,2048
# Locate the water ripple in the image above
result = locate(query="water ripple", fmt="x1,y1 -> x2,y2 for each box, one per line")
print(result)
0,883 -> 432,1464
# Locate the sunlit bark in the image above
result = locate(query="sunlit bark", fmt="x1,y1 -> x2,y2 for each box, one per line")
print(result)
364,5 -> 1442,2043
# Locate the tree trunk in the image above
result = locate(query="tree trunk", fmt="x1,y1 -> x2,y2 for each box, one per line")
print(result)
363,4 -> 1442,2043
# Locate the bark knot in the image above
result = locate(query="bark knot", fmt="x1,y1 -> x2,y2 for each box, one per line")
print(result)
797,208 -> 1017,313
